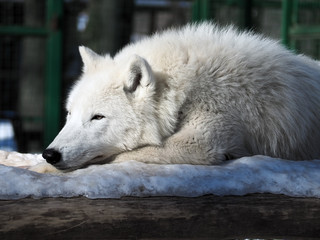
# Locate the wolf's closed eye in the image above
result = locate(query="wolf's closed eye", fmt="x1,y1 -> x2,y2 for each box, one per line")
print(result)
91,114 -> 105,121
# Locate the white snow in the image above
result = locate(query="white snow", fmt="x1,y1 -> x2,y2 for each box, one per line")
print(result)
0,151 -> 320,199
0,120 -> 14,139
0,120 -> 17,151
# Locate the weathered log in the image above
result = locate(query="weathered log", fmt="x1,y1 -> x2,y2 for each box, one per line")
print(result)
0,194 -> 320,239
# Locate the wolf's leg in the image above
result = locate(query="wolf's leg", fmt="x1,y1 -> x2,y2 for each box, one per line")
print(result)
112,126 -> 230,165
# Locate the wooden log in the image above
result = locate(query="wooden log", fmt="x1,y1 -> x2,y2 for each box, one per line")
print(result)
0,194 -> 320,239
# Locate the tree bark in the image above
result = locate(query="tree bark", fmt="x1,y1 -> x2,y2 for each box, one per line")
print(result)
0,194 -> 320,239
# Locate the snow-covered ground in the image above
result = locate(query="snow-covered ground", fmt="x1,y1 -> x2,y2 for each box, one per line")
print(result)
0,150 -> 320,199
0,120 -> 17,151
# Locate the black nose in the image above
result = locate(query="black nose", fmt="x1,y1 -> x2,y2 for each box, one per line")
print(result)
42,148 -> 62,165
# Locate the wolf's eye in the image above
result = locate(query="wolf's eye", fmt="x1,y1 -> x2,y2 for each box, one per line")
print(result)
91,114 -> 105,121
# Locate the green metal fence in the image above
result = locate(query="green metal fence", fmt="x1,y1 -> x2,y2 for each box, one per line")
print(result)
0,0 -> 63,148
192,0 -> 254,29
192,0 -> 320,58
282,0 -> 320,57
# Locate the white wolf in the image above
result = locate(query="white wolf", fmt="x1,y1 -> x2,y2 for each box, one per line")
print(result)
42,22 -> 320,171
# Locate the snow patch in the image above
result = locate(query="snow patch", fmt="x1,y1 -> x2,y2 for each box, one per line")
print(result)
0,151 -> 320,199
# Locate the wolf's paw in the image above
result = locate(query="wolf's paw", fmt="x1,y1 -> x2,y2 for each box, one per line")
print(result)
28,162 -> 61,174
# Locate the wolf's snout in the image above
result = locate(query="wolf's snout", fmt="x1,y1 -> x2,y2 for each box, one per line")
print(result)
42,148 -> 62,165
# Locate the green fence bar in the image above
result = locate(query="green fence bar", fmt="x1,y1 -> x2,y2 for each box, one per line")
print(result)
0,26 -> 47,36
290,26 -> 320,39
192,0 -> 212,22
44,0 -> 63,146
281,0 -> 293,47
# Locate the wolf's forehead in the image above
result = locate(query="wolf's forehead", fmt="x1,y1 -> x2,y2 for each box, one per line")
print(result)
67,80 -> 123,111
66,66 -> 124,109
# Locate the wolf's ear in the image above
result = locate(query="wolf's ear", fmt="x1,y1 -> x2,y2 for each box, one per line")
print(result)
124,55 -> 154,94
79,46 -> 102,72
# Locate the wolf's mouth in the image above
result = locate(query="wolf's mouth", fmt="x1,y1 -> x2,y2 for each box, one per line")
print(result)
53,155 -> 111,171
53,163 -> 78,172
51,155 -> 104,171
91,155 -> 104,162
87,155 -> 113,165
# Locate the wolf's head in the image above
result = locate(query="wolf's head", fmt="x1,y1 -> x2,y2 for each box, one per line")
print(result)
42,47 -> 162,171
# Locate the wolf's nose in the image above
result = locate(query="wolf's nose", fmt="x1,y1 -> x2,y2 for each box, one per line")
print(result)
42,148 -> 62,165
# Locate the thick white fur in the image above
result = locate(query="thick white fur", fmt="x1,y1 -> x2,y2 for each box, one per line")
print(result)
44,22 -> 320,171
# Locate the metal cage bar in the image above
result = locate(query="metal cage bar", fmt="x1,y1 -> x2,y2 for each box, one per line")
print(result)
44,0 -> 63,147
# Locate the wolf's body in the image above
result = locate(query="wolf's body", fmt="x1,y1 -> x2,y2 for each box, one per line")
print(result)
40,22 -> 320,171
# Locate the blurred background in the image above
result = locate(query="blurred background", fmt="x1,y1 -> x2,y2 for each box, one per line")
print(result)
0,0 -> 320,153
